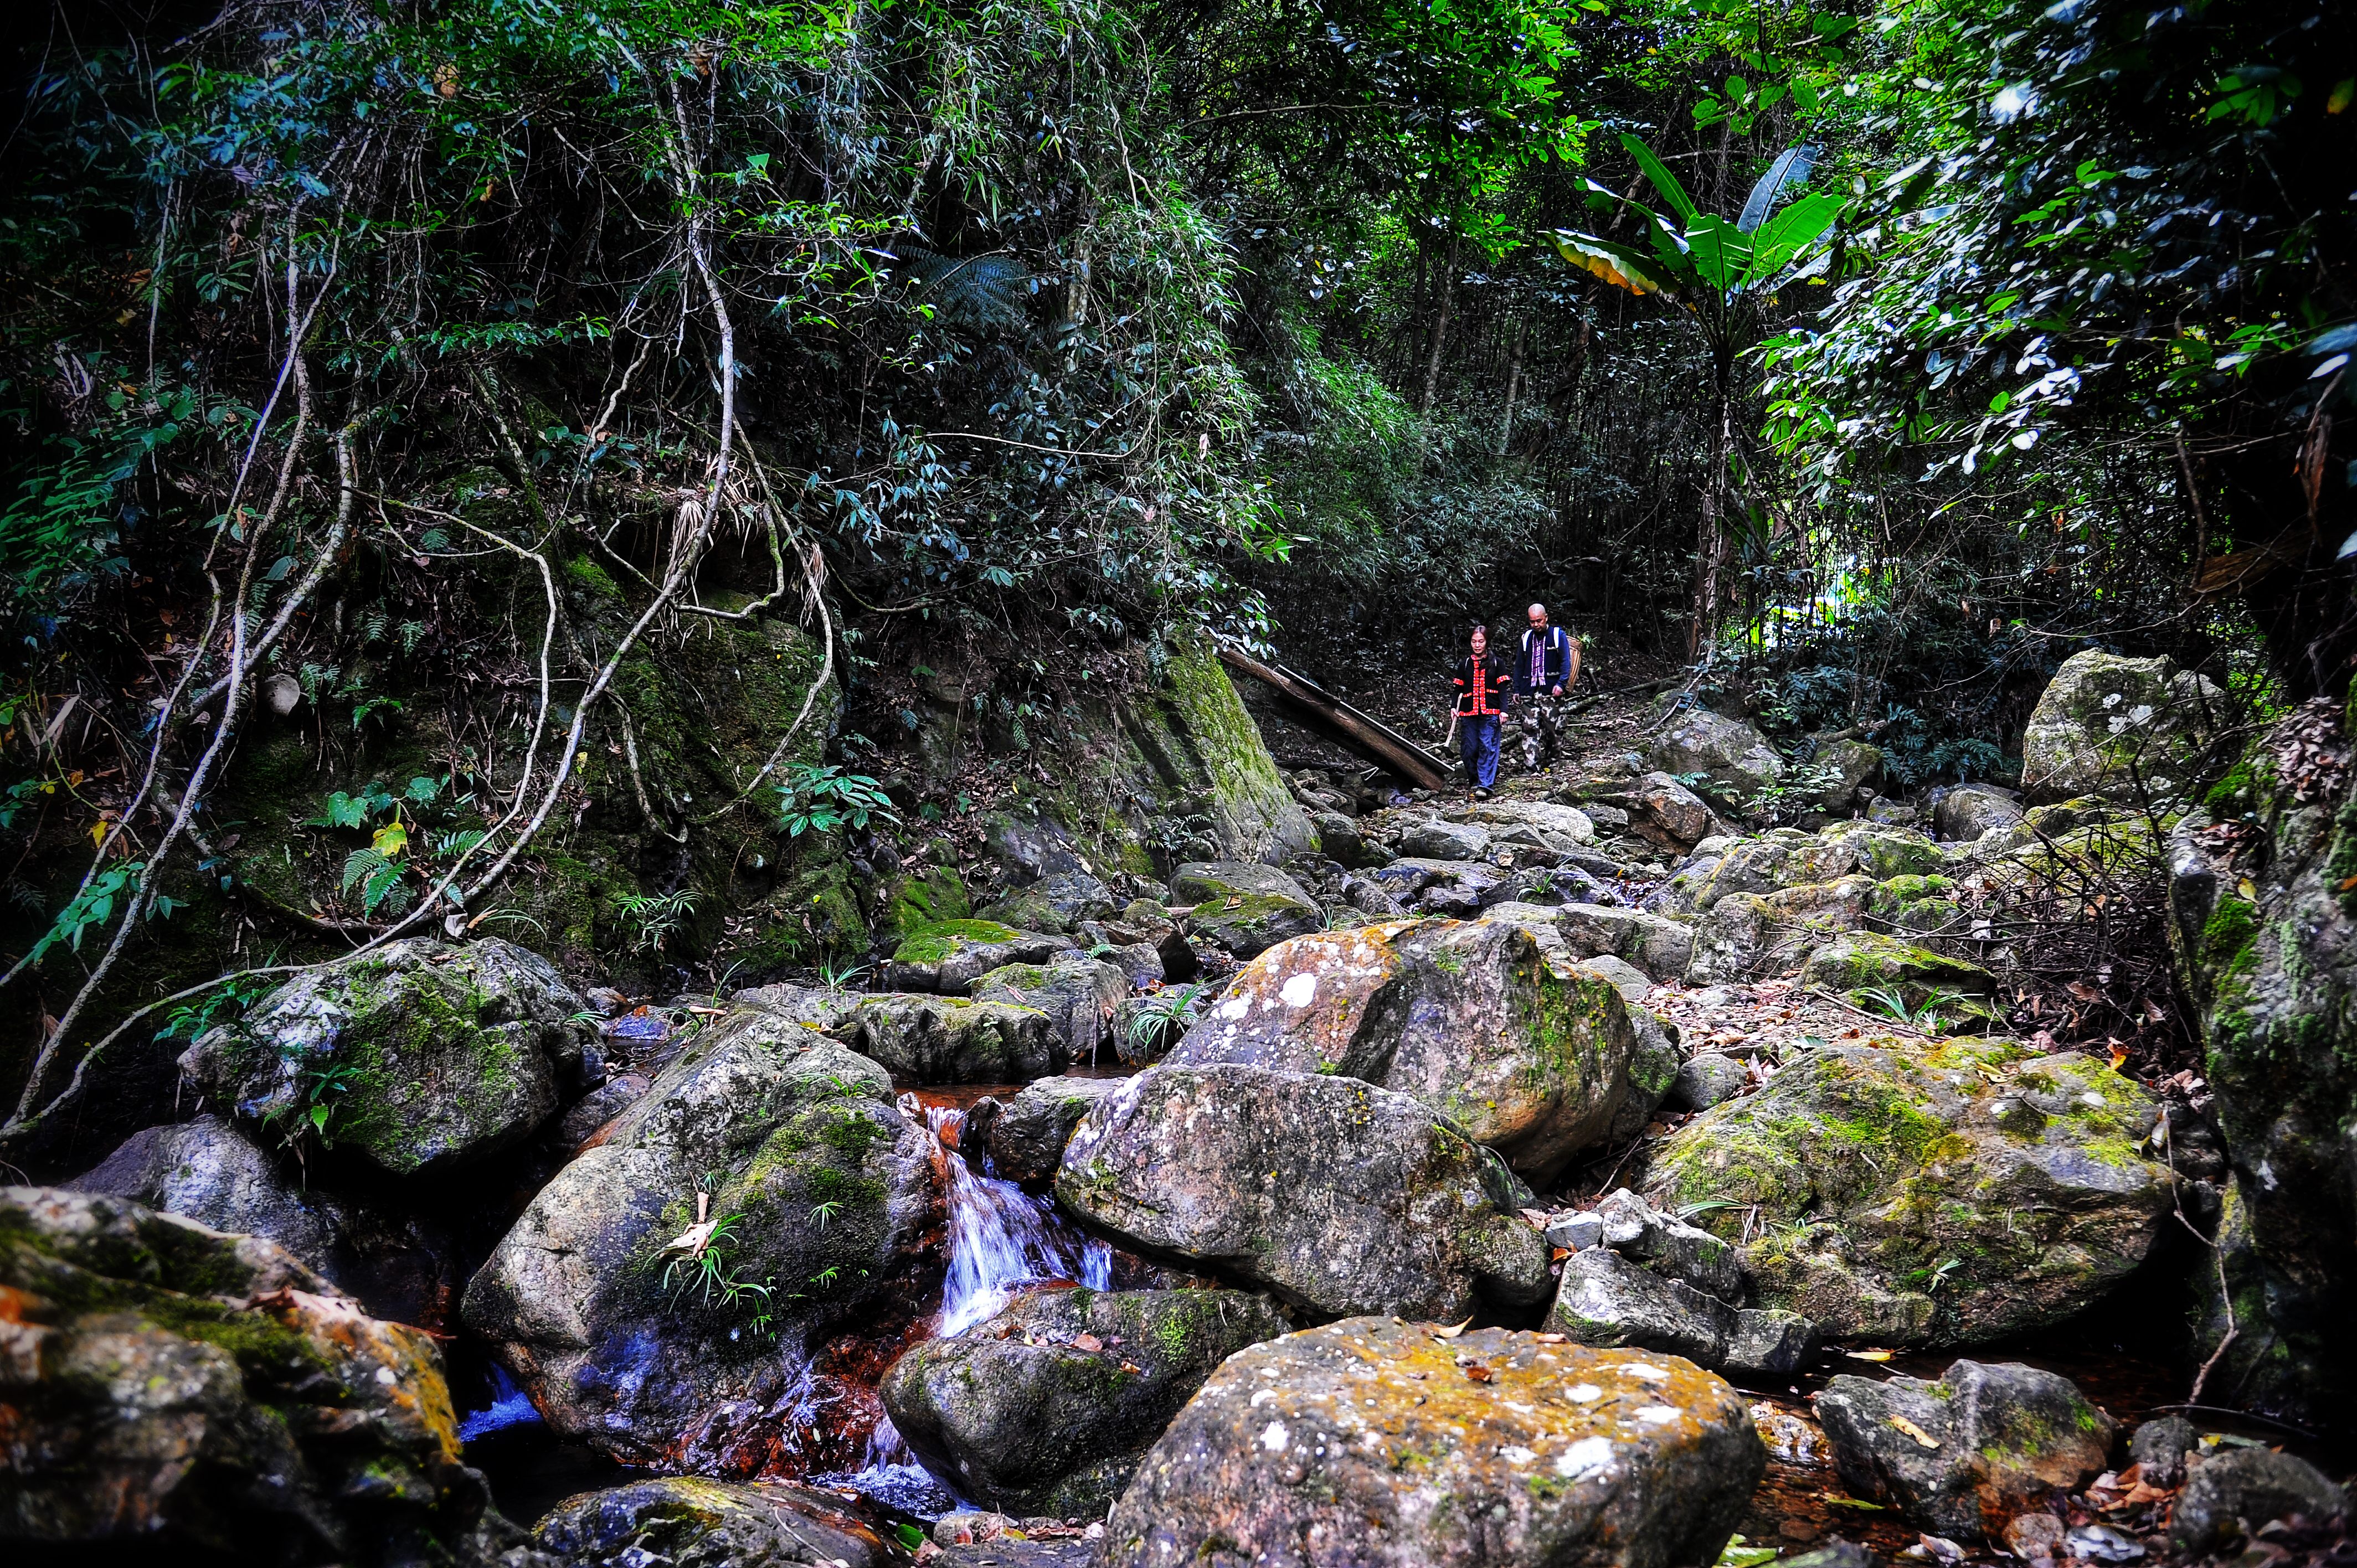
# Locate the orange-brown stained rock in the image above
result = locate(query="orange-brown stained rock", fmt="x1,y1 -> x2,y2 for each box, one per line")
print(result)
1103,1317 -> 1766,1568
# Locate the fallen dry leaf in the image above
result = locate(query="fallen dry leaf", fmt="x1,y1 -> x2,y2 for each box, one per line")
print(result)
1844,1349 -> 1895,1362
1118,1361 -> 1142,1374
1429,1317 -> 1475,1339
1073,1333 -> 1103,1353
1890,1415 -> 1941,1450
1464,1364 -> 1494,1383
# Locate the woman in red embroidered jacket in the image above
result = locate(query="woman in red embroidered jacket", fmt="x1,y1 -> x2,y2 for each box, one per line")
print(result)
1449,625 -> 1514,798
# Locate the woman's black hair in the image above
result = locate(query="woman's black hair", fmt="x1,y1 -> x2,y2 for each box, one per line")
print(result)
1470,623 -> 1489,638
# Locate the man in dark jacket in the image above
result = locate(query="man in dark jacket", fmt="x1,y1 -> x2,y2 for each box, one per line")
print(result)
1450,624 -> 1514,798
1515,603 -> 1581,774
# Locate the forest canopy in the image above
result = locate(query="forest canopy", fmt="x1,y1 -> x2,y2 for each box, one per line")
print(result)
0,0 -> 2350,1150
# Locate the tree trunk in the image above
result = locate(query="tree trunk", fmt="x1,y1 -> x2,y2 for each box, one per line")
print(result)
1498,318 -> 1524,456
1419,228 -> 1460,419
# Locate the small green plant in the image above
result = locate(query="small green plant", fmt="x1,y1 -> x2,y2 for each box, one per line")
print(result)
23,860 -> 146,967
817,958 -> 871,992
155,973 -> 275,1044
1126,982 -> 1204,1058
773,762 -> 899,839
613,889 -> 697,955
261,1054 -> 363,1151
661,1210 -> 773,1312
1852,984 -> 1964,1031
807,1199 -> 843,1231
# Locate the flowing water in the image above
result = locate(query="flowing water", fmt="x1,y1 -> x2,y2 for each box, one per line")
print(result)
913,1096 -> 1113,1337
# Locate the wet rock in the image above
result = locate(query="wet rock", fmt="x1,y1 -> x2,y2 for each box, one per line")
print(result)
2126,1414 -> 2199,1487
1685,876 -> 1875,986
970,954 -> 1128,1066
1056,1064 -> 1551,1320
555,1073 -> 653,1148
965,1076 -> 1125,1184
179,937 -> 594,1177
1594,1188 -> 1744,1299
2166,704 -> 2357,1426
2021,649 -> 2222,806
462,1008 -> 939,1465
1666,1054 -> 1749,1113
1815,1361 -> 2117,1542
1555,902 -> 1696,982
1641,1041 -> 2170,1346
1166,919 -> 1653,1183
534,1477 -> 892,1566
1,1186 -> 520,1565
1102,1317 -> 1766,1568
836,993 -> 1064,1082
930,1516 -> 1099,1565
66,1113 -> 343,1275
2169,1449 -> 2348,1553
1090,898 -> 1198,982
885,919 -> 1076,993
1402,818 -> 1491,861
1169,861 -> 1324,960
1780,1543 -> 1879,1568
1933,783 -> 2024,843
1651,708 -> 1786,813
883,1286 -> 1287,1517
1546,1249 -> 1815,1380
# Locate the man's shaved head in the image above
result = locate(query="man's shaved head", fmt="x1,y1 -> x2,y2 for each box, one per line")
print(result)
1527,603 -> 1547,621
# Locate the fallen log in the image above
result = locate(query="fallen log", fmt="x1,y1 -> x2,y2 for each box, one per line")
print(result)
1218,647 -> 1454,791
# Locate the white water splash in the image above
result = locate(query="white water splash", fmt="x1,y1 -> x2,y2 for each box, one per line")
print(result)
456,1364 -> 542,1442
916,1098 -> 1111,1337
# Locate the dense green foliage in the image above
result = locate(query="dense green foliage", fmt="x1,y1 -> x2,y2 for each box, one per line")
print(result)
0,0 -> 2350,1150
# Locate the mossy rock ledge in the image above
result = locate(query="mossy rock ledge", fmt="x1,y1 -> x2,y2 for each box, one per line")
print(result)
1638,1037 -> 2171,1347
1168,860 -> 1324,960
883,918 -> 1073,992
460,1006 -> 939,1466
179,936 -> 595,1177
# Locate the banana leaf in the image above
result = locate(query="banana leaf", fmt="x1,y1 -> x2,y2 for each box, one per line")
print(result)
1747,190 -> 1844,279
1737,145 -> 1818,234
1551,230 -> 1681,297
1617,130 -> 1697,223
1684,212 -> 1752,292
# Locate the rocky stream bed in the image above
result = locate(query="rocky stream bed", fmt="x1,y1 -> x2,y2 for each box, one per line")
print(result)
4,650 -> 2352,1568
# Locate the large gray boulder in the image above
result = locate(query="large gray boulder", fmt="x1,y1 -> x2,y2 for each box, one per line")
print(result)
1682,875 -> 1874,985
1167,918 -> 1654,1184
964,1075 -> 1126,1184
2166,699 -> 2357,1427
461,1007 -> 939,1465
1816,1361 -> 2117,1542
1641,1042 -> 2171,1347
881,1286 -> 1287,1516
1553,902 -> 1696,982
1169,862 -> 1324,959
1101,1317 -> 1767,1568
1933,782 -> 2025,842
179,937 -> 594,1177
2020,649 -> 2221,804
67,1113 -> 342,1275
1650,707 -> 1785,812
1650,823 -> 1943,917
0,1187 -> 519,1566
1056,1063 -> 1552,1321
2170,1449 -> 2348,1552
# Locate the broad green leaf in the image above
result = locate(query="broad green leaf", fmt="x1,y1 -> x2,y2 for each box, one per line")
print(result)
1747,191 -> 1844,279
1617,132 -> 1697,223
1685,213 -> 1752,292
373,819 -> 409,857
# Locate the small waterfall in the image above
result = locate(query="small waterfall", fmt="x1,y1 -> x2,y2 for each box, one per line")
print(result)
912,1097 -> 1112,1338
456,1364 -> 542,1442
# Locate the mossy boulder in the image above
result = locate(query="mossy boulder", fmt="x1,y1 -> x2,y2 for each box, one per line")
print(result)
1649,707 -> 1786,813
1103,1317 -> 1766,1568
2020,649 -> 2222,805
883,919 -> 1074,993
1651,823 -> 1943,918
833,992 -> 1066,1083
1168,860 -> 1323,960
534,1477 -> 893,1567
1129,634 -> 1316,866
1816,1360 -> 2116,1543
179,937 -> 595,1177
2166,702 -> 2357,1427
0,1187 -> 518,1565
460,1008 -> 939,1466
969,954 -> 1129,1067
1551,902 -> 1696,982
977,869 -> 1119,934
881,862 -> 972,941
1056,1063 -> 1552,1321
1802,930 -> 2004,1030
1169,918 -> 1656,1184
1639,1039 -> 2172,1347
1685,875 -> 1876,986
881,1286 -> 1288,1517
1932,782 -> 2025,843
